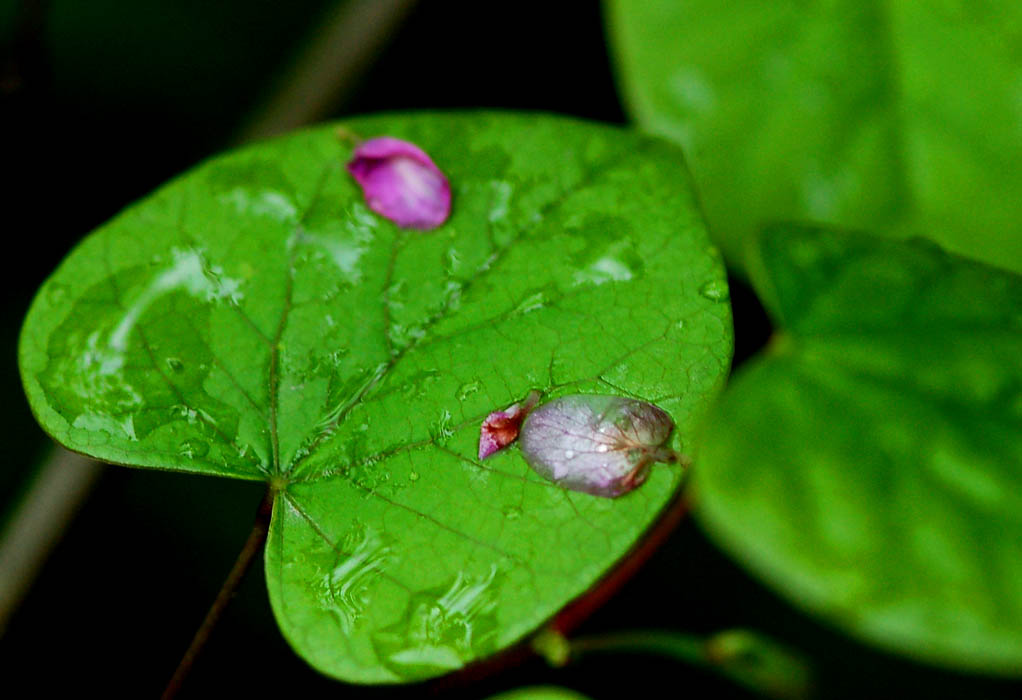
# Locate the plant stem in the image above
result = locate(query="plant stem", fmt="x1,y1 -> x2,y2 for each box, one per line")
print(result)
564,629 -> 811,700
161,488 -> 275,700
0,448 -> 103,635
233,0 -> 418,144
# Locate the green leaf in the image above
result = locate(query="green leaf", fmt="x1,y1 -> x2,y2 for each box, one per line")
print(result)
18,113 -> 732,682
487,688 -> 592,700
606,0 -> 1022,275
693,224 -> 1022,673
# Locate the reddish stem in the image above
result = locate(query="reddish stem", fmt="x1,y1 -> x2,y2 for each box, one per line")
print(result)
161,488 -> 274,699
552,483 -> 690,636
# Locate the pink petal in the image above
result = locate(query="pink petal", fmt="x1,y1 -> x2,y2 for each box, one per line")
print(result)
478,391 -> 541,460
346,137 -> 451,230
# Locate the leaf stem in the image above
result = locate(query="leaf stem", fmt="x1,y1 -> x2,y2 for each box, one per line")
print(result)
161,487 -> 274,700
554,629 -> 811,700
232,0 -> 419,143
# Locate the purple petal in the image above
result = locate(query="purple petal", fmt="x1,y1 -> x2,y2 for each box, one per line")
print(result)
519,395 -> 676,498
346,137 -> 451,230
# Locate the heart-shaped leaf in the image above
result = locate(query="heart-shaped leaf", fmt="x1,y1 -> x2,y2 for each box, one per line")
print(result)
693,224 -> 1022,673
19,113 -> 732,682
606,0 -> 1022,274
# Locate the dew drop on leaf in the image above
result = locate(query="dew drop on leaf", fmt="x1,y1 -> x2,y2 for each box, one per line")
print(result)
456,381 -> 481,401
431,408 -> 455,445
519,395 -> 677,498
178,437 -> 210,459
699,279 -> 730,302
326,522 -> 393,634
371,565 -> 502,678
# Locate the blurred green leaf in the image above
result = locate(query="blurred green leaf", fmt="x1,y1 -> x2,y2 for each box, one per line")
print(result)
487,687 -> 592,700
694,224 -> 1022,673
18,112 -> 732,682
606,0 -> 1022,275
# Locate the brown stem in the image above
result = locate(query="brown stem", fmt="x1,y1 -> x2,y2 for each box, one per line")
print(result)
161,488 -> 274,699
233,0 -> 419,143
0,449 -> 103,635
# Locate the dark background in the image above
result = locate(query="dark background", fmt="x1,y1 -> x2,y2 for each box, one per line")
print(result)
0,1 -> 1018,697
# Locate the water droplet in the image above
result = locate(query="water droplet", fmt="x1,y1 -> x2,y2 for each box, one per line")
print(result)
488,180 -> 513,223
70,414 -> 114,445
502,505 -> 522,520
442,280 -> 463,310
325,523 -> 393,633
431,409 -> 455,445
404,369 -> 440,397
372,565 -> 502,678
699,279 -> 730,302
408,470 -> 420,482
387,279 -> 408,302
179,438 -> 210,459
564,450 -> 575,459
166,357 -> 185,373
573,255 -> 638,286
513,289 -> 549,315
442,247 -> 463,277
456,381 -> 481,401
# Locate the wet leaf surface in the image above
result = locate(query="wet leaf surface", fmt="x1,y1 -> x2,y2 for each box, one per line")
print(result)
19,113 -> 732,682
607,0 -> 1022,274
694,224 -> 1022,673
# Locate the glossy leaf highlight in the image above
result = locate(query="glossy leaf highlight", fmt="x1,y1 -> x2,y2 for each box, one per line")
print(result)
19,113 -> 732,682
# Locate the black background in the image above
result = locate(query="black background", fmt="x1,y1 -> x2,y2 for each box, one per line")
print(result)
1,1 -> 1018,697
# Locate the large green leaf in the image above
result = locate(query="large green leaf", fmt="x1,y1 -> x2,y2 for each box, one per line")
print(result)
606,0 -> 1022,275
693,224 -> 1022,673
18,113 -> 732,682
